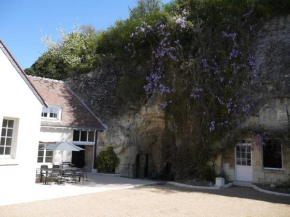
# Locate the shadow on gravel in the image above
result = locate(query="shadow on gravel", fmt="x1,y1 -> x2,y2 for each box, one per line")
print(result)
132,184 -> 290,205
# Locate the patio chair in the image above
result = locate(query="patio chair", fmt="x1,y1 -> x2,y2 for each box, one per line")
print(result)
48,168 -> 63,185
83,166 -> 88,180
74,168 -> 85,184
40,165 -> 48,183
62,169 -> 74,183
53,165 -> 60,168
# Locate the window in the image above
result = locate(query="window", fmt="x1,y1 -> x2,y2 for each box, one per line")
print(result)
236,145 -> 251,166
73,130 -> 80,141
37,144 -> 53,163
81,131 -> 87,141
0,119 -> 14,156
41,107 -> 61,120
73,130 -> 95,142
41,109 -> 48,117
263,139 -> 282,169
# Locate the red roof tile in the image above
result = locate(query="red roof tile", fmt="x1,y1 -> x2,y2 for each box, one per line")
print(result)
29,76 -> 106,131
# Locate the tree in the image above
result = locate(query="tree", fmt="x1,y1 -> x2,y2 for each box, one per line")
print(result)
26,25 -> 100,79
129,0 -> 162,20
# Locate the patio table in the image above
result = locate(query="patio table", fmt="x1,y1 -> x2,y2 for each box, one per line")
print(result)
40,167 -> 81,184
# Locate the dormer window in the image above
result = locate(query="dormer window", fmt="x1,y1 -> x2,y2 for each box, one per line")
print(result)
41,107 -> 61,121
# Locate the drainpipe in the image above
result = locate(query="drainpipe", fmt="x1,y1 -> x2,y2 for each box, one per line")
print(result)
92,131 -> 98,173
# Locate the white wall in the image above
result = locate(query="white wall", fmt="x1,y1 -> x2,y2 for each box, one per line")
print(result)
0,47 -> 43,186
38,128 -> 73,167
37,128 -> 96,172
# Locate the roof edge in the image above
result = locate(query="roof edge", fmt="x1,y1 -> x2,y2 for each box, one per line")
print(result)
0,39 -> 47,107
64,83 -> 107,131
28,75 -> 64,83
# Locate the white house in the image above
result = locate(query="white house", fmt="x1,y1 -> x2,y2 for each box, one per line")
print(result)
0,40 -> 47,186
28,76 -> 107,172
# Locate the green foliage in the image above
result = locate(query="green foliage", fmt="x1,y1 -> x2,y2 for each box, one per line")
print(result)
25,53 -> 69,80
200,166 -> 216,182
26,25 -> 100,78
129,0 -> 162,20
97,147 -> 120,173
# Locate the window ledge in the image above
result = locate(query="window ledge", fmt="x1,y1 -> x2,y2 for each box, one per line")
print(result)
41,118 -> 61,122
73,141 -> 94,145
263,169 -> 284,174
36,163 -> 53,165
0,158 -> 19,166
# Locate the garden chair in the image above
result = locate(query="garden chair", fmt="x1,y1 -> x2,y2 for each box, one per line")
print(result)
74,168 -> 85,183
39,165 -> 48,183
62,169 -> 74,183
48,168 -> 63,185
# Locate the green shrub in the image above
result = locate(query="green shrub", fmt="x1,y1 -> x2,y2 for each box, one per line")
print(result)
200,166 -> 216,182
97,147 -> 120,173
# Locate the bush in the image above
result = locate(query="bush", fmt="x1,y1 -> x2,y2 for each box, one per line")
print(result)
97,147 -> 120,173
200,166 -> 216,182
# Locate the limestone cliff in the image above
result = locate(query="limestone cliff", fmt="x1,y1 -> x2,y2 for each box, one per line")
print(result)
244,15 -> 290,133
66,15 -> 290,178
66,69 -> 165,177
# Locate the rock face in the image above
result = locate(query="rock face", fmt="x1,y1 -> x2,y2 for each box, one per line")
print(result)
255,16 -> 290,96
98,98 -> 165,177
66,15 -> 290,180
66,70 -> 165,177
245,15 -> 290,132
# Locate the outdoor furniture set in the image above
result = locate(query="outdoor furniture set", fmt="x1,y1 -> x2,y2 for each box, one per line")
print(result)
38,165 -> 88,185
36,142 -> 87,185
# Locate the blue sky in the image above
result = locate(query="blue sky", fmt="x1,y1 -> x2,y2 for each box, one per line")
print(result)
0,0 -> 171,69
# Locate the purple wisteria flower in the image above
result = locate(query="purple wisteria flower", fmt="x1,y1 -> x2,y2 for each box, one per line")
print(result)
175,17 -> 187,28
209,121 -> 215,133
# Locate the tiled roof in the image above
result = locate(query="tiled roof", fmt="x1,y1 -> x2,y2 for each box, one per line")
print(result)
0,39 -> 47,107
29,76 -> 107,131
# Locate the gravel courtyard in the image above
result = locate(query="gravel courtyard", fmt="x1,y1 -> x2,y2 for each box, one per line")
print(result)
0,184 -> 289,217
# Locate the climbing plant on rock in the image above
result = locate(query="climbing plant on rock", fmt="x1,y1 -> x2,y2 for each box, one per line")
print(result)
126,0 -> 290,179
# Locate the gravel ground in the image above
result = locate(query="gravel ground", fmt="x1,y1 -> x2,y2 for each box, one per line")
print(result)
0,184 -> 289,217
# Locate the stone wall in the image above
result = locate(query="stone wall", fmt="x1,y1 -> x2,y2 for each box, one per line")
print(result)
221,16 -> 290,183
223,96 -> 290,183
221,137 -> 290,184
252,141 -> 290,184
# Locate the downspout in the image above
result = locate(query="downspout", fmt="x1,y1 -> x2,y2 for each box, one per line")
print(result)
93,131 -> 98,171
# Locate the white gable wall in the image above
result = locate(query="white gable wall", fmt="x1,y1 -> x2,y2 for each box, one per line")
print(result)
0,47 -> 43,186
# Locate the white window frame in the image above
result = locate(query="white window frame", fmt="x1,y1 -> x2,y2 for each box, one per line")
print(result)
41,106 -> 62,122
0,118 -> 18,159
262,139 -> 283,171
37,144 -> 53,164
73,130 -> 95,145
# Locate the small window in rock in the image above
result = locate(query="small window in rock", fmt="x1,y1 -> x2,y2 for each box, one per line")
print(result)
263,139 -> 282,169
